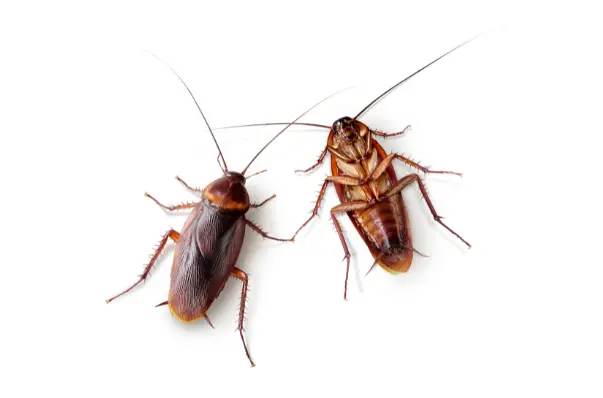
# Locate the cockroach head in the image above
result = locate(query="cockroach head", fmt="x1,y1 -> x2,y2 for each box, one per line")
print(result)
332,117 -> 369,143
203,172 -> 250,212
224,171 -> 246,185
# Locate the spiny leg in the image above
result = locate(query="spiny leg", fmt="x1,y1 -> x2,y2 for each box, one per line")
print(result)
231,268 -> 255,367
251,194 -> 276,209
106,229 -> 180,303
290,176 -> 367,241
145,192 -> 198,212
295,146 -> 328,173
245,217 -> 293,242
371,124 -> 411,138
385,174 -> 471,248
290,179 -> 331,240
368,153 -> 462,179
175,175 -> 203,195
330,200 -> 374,300
394,154 -> 462,176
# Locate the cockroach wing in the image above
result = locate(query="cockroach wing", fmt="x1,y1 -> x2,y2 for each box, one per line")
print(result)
168,201 -> 246,322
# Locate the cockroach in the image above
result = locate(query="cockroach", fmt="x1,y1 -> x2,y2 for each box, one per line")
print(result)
217,39 -> 475,300
105,56 -> 340,366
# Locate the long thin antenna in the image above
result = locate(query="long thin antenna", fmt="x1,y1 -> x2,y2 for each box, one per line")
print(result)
214,87 -> 355,134
353,36 -> 479,120
216,122 -> 331,130
241,88 -> 349,175
147,52 -> 228,171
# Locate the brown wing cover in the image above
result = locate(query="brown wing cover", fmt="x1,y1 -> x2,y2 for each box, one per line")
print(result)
168,201 -> 246,322
330,136 -> 413,273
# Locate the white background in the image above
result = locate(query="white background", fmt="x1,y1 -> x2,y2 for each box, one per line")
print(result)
1,1 -> 602,397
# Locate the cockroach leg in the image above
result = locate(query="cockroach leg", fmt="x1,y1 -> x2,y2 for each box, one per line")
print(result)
385,174 -> 471,248
330,201 -> 375,299
291,179 -> 331,240
155,300 -> 168,307
106,229 -> 180,304
244,218 -> 293,242
331,201 -> 367,300
371,125 -> 411,138
230,268 -> 255,367
328,146 -> 351,162
368,153 -> 396,180
331,201 -> 373,213
295,146 -> 328,173
175,176 -> 203,194
290,177 -> 368,242
326,175 -> 364,186
369,153 -> 462,180
144,193 -> 198,212
251,194 -> 276,209
394,154 -> 462,176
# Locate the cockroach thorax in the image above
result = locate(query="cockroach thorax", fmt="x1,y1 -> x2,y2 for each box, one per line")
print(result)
203,172 -> 250,212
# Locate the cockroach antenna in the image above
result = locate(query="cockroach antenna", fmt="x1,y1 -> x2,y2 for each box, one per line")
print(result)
353,35 -> 480,120
216,121 -> 331,131
241,87 -> 352,175
213,36 -> 480,134
147,52 -> 229,172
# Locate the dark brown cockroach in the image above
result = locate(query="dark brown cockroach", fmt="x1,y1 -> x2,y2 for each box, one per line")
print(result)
105,57 -> 339,367
217,39 -> 475,300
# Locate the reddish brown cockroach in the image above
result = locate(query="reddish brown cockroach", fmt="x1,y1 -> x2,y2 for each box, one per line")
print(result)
218,39 -> 474,300
105,56 -> 339,366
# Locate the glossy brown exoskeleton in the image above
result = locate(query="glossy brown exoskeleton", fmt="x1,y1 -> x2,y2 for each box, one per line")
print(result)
217,39 -> 475,299
105,56 -> 340,366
